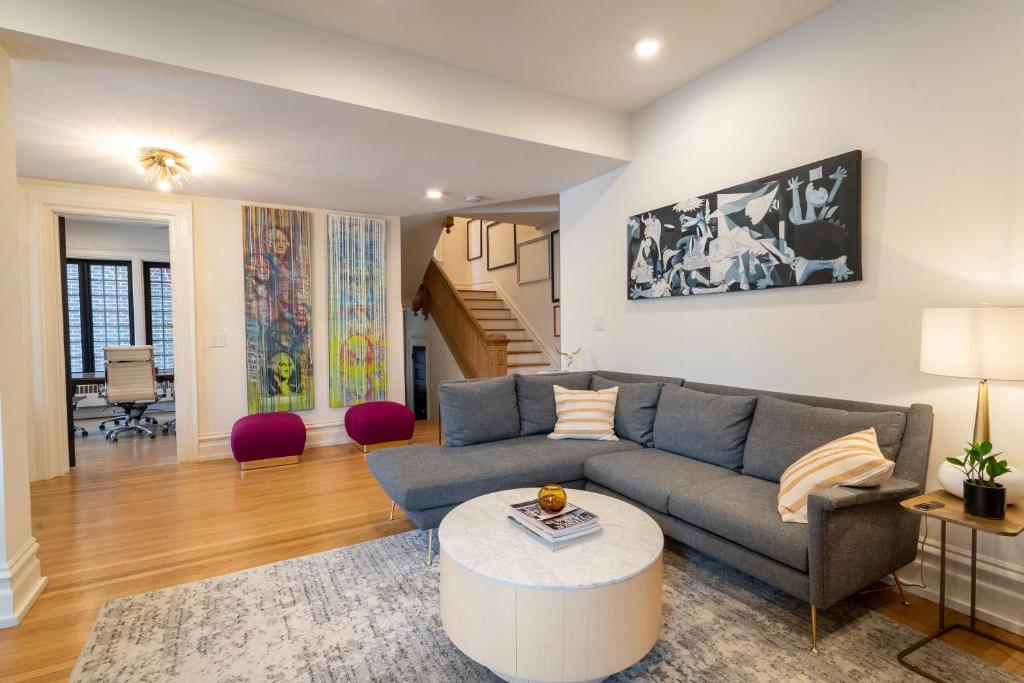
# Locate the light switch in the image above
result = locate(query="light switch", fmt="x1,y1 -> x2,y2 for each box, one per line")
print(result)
592,315 -> 605,332
210,334 -> 226,347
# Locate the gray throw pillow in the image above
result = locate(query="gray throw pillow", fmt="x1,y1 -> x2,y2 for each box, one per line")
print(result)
591,375 -> 662,446
515,372 -> 592,435
742,395 -> 907,482
652,385 -> 757,470
439,376 -> 519,447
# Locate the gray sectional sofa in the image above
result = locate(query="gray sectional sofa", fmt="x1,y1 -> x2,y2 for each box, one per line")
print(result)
368,370 -> 933,650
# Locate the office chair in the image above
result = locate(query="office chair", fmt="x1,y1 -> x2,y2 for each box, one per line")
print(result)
70,382 -> 103,437
102,345 -> 159,442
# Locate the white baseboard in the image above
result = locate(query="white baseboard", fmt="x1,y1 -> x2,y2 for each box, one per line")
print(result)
894,527 -> 1024,636
0,537 -> 48,629
197,419 -> 353,461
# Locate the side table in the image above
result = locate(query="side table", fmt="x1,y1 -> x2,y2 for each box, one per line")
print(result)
898,490 -> 1024,681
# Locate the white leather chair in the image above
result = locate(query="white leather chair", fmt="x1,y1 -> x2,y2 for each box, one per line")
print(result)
103,345 -> 159,442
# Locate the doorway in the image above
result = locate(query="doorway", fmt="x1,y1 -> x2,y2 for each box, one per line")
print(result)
411,345 -> 427,420
59,213 -> 175,467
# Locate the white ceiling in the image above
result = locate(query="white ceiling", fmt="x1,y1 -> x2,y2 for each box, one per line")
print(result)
6,33 -> 624,217
224,0 -> 838,111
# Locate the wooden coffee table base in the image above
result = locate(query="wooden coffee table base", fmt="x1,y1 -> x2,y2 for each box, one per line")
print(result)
440,548 -> 662,683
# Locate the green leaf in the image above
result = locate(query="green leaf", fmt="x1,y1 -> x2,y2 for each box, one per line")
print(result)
947,457 -> 965,467
980,441 -> 993,455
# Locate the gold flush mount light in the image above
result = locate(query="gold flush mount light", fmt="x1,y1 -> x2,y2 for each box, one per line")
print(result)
136,148 -> 192,192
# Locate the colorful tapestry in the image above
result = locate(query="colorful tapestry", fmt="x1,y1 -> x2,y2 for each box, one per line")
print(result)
243,206 -> 314,413
328,213 -> 387,407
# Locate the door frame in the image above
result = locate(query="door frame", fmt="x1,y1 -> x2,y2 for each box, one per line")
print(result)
406,334 -> 428,419
20,181 -> 199,479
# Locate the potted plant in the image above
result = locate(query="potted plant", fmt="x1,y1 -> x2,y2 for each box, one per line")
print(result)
947,441 -> 1011,519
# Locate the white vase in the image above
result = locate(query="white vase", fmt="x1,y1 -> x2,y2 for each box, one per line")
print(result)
938,460 -> 1024,506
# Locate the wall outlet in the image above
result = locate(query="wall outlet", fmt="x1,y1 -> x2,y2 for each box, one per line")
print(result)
209,334 -> 226,347
592,315 -> 605,332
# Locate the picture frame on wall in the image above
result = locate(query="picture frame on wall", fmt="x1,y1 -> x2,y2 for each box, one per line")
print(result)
467,219 -> 483,261
550,229 -> 560,303
486,222 -> 518,271
553,304 -> 560,338
516,234 -> 551,285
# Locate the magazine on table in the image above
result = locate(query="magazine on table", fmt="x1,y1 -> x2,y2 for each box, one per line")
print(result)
508,499 -> 600,539
508,514 -> 602,545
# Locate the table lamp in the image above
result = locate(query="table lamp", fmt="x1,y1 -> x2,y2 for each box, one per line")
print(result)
920,307 -> 1024,443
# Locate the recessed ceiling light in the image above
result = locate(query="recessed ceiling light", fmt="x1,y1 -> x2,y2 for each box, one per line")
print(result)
426,189 -> 444,199
634,38 -> 661,59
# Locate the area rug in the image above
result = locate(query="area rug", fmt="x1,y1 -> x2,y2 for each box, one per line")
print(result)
72,531 -> 1020,682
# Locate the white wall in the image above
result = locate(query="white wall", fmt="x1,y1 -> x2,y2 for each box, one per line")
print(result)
192,195 -> 404,457
560,0 -> 1024,633
0,45 -> 46,628
437,217 -> 561,358
64,218 -> 171,350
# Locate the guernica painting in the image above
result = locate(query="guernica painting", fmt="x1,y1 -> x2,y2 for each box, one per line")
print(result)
327,213 -> 387,407
243,205 -> 314,413
627,150 -> 861,299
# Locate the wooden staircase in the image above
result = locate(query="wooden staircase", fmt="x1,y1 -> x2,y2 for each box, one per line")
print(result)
414,258 -> 554,378
457,289 -> 553,375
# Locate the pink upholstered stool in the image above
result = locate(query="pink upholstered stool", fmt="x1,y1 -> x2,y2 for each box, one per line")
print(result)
230,412 -> 306,471
344,401 -> 416,457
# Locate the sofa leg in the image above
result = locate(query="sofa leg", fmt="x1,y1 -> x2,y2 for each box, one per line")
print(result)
389,501 -> 396,521
426,529 -> 434,566
892,572 -> 911,606
810,604 -> 819,654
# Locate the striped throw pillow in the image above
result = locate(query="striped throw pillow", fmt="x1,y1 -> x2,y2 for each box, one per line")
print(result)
777,428 -> 895,523
548,385 -> 619,441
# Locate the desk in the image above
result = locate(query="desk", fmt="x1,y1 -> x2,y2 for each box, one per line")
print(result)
69,371 -> 174,389
897,490 -> 1024,681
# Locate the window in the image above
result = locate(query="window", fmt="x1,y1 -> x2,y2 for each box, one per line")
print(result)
65,259 -> 134,373
144,262 -> 174,371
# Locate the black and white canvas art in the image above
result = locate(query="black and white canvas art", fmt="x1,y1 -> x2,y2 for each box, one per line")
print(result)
627,150 -> 861,299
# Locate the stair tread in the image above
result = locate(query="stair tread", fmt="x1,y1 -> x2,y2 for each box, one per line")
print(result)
507,350 -> 542,354
508,361 -> 551,368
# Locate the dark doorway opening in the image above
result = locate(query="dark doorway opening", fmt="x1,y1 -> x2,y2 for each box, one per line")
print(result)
411,345 -> 427,420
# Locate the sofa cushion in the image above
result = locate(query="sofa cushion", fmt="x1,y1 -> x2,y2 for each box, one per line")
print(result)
585,448 -> 739,514
652,385 -> 757,470
367,435 -> 640,511
668,475 -> 809,571
591,375 -> 662,446
742,395 -> 907,482
516,372 -> 593,435
439,376 -> 520,447
593,370 -> 684,386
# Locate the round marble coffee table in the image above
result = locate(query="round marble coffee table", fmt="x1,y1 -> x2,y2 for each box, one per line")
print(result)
439,488 -> 663,683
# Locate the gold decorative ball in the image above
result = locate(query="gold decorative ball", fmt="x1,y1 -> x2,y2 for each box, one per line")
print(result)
538,484 -> 567,512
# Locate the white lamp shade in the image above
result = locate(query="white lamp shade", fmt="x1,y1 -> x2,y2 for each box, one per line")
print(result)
920,307 -> 1024,380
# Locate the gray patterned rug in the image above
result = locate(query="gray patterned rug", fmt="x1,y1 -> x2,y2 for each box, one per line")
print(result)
72,531 -> 1020,682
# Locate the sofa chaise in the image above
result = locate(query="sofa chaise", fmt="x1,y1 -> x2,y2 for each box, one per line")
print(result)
367,370 -> 933,651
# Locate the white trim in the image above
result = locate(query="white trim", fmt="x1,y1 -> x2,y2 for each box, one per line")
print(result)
0,537 -> 47,629
458,280 -> 558,367
20,180 -> 200,479
197,419 -> 355,461
895,522 -> 1024,636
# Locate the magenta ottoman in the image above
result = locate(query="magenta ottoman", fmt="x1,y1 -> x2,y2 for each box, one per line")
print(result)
345,401 -> 415,453
230,412 -> 306,470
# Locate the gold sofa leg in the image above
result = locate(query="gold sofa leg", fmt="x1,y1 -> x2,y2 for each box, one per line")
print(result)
892,572 -> 911,606
426,529 -> 434,566
810,604 -> 819,654
389,500 -> 396,521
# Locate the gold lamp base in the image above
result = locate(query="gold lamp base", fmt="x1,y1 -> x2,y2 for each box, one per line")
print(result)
973,379 -> 990,445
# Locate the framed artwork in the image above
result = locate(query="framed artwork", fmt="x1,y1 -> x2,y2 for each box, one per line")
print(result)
242,205 -> 314,413
627,150 -> 862,299
516,234 -> 551,284
486,222 -> 517,270
467,219 -> 483,261
550,229 -> 561,303
327,213 -> 387,408
553,304 -> 560,338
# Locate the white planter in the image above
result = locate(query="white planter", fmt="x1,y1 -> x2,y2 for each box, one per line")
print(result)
938,460 -> 1024,506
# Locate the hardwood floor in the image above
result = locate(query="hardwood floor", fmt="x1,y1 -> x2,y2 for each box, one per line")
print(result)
1,421 -> 1021,681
